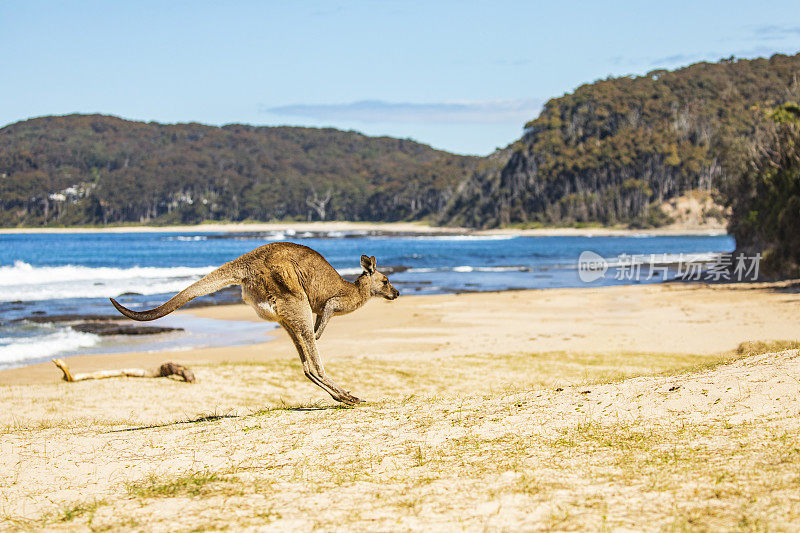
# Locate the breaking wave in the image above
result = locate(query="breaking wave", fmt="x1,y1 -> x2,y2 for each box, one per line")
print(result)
0,328 -> 100,366
0,261 -> 216,302
408,265 -> 531,273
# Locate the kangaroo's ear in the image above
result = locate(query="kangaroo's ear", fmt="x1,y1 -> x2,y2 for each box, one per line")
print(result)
361,254 -> 375,274
370,256 -> 377,270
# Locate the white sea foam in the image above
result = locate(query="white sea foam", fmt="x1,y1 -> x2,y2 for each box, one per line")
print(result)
0,261 -> 215,302
473,266 -> 531,272
410,235 -> 517,241
165,235 -> 208,242
565,252 -> 723,269
336,267 -> 364,276
407,265 -> 530,274
336,264 -> 529,275
0,328 -> 100,365
602,252 -> 721,268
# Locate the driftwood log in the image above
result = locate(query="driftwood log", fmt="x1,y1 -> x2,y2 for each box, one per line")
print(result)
52,359 -> 196,383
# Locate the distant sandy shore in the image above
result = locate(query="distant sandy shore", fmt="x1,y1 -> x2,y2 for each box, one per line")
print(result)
0,220 -> 727,236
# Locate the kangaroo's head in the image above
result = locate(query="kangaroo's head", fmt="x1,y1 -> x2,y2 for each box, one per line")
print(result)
361,255 -> 399,300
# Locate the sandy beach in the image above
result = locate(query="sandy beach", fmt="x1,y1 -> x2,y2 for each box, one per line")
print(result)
2,281 -> 800,530
0,220 -> 727,236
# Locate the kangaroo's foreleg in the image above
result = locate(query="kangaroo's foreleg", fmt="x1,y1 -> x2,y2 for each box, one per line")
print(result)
314,299 -> 337,340
277,299 -> 363,405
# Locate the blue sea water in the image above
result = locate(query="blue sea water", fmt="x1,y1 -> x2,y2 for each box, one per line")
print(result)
0,230 -> 735,369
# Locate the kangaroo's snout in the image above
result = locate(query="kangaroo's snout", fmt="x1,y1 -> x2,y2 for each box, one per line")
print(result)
377,278 -> 399,300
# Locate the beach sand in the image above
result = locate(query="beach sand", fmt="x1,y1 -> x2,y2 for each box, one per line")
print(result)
0,219 -> 726,236
2,281 -> 800,530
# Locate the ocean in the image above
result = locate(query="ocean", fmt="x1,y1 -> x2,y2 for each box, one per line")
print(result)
0,230 -> 735,369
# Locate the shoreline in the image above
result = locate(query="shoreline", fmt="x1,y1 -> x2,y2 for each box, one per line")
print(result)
2,280 -> 797,387
0,220 -> 728,236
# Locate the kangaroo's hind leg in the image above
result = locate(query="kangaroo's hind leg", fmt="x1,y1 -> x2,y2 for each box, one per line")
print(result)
276,297 -> 363,405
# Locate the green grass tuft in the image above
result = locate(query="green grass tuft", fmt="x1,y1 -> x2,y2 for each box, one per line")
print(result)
124,471 -> 227,499
59,498 -> 107,523
736,339 -> 800,356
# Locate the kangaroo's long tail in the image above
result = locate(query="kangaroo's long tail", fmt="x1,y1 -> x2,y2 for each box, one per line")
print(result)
110,261 -> 242,321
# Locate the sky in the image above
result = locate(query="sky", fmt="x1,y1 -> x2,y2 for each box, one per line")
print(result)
1,1 -> 800,155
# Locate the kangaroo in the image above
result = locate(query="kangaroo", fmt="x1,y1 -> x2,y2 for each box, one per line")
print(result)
110,242 -> 399,405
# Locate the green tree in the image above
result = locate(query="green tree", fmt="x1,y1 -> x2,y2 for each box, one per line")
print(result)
724,103 -> 800,278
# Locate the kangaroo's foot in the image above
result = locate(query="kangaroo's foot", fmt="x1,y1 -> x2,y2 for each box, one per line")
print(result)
302,365 -> 365,405
335,391 -> 366,406
337,389 -> 366,406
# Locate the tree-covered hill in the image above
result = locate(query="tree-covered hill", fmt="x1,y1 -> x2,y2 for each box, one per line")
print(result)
0,115 -> 477,226
439,53 -> 800,228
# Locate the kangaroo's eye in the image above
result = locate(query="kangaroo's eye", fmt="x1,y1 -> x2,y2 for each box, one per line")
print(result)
383,280 -> 388,285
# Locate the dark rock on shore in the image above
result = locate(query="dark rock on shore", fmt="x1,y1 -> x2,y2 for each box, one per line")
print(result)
71,323 -> 184,336
18,314 -> 120,323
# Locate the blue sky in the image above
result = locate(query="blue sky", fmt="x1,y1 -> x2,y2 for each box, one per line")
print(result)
1,1 -> 799,155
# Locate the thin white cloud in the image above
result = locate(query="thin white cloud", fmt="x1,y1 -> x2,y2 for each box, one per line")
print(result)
261,99 -> 544,124
749,24 -> 800,41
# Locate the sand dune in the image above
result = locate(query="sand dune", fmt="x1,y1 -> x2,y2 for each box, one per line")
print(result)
2,348 -> 799,530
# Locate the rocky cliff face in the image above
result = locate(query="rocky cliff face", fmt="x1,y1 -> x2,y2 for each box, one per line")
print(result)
443,148 -> 720,228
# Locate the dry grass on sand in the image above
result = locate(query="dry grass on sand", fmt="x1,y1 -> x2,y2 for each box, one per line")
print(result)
2,284 -> 800,531
2,345 -> 800,531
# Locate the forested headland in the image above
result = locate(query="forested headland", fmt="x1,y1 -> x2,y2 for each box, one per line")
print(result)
440,53 -> 800,229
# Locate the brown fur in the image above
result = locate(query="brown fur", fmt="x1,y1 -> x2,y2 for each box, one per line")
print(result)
110,242 -> 399,405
